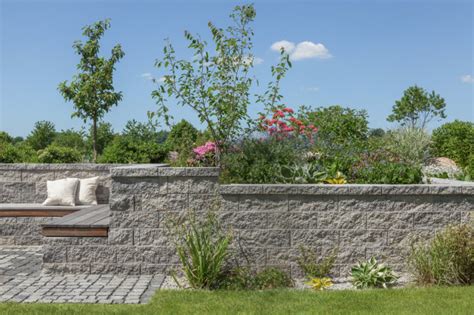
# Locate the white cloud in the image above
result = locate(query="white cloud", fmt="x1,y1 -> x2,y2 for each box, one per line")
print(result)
270,40 -> 296,53
305,86 -> 319,92
253,57 -> 264,65
290,41 -> 332,60
461,74 -> 474,83
270,40 -> 332,61
141,73 -> 154,81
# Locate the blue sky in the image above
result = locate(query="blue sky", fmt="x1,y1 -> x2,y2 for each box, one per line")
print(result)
1,0 -> 472,137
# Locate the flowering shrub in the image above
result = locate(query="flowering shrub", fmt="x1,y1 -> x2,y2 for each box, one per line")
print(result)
189,141 -> 217,166
258,107 -> 318,140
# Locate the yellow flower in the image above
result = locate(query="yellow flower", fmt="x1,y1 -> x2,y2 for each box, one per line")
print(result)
305,277 -> 333,291
325,171 -> 347,184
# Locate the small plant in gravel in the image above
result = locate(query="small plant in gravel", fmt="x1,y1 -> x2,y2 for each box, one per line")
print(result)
351,257 -> 398,289
218,266 -> 293,290
305,277 -> 333,291
297,246 -> 338,279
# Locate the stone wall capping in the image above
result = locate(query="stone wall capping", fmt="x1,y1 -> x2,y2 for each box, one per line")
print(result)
219,184 -> 264,195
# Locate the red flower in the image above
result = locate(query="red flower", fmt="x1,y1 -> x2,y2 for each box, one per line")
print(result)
283,107 -> 294,113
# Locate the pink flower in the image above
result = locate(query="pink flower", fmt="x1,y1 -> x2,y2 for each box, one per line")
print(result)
283,107 -> 294,113
193,141 -> 216,157
273,110 -> 285,118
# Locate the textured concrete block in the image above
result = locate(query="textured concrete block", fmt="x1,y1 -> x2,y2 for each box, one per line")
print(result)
338,196 -> 388,212
387,229 -> 434,247
381,185 -> 431,195
110,210 -> 161,228
219,211 -> 268,229
388,196 -> 433,212
141,194 -> 188,212
109,195 -> 135,211
134,228 -> 169,246
266,211 -> 318,229
367,212 -> 413,229
189,194 -> 220,211
336,246 -> 365,264
189,177 -> 218,194
289,195 -> 336,212
167,177 -> 191,194
220,185 -> 264,195
413,211 -> 461,228
291,229 -> 339,247
318,211 -> 366,229
240,195 -> 288,212
42,245 -> 67,263
0,170 -> 21,182
108,229 -> 134,245
137,246 -> 179,264
237,229 -> 290,248
339,229 -> 386,247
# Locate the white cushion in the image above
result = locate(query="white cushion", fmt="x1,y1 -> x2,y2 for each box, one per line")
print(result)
42,178 -> 79,206
68,176 -> 99,205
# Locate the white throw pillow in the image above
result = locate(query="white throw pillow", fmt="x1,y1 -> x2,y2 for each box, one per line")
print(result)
68,176 -> 100,205
42,178 -> 79,206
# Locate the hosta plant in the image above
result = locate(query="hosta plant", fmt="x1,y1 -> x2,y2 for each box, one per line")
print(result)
351,257 -> 398,289
305,277 -> 333,291
325,171 -> 347,184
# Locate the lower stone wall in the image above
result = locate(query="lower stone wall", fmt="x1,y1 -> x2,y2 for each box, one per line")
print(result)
0,217 -> 51,245
41,165 -> 474,277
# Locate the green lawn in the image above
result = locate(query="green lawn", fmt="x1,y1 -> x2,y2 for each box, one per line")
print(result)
1,286 -> 473,315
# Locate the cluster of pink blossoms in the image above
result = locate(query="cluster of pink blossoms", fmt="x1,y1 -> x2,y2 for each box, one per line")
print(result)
258,107 -> 318,140
193,141 -> 217,157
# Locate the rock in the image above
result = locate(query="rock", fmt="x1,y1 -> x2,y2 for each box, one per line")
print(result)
423,157 -> 463,179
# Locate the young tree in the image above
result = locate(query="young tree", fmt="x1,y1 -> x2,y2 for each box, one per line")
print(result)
26,121 -> 56,150
87,122 -> 115,157
387,85 -> 446,129
152,5 -> 256,164
58,19 -> 125,162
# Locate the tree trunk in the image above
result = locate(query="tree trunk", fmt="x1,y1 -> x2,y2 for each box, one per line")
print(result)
92,118 -> 98,163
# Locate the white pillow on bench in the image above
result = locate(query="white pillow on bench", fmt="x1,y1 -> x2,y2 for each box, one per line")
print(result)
42,178 -> 79,206
68,176 -> 100,205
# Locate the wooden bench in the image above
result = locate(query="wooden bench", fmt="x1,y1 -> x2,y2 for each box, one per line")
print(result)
41,205 -> 110,237
0,203 -> 88,217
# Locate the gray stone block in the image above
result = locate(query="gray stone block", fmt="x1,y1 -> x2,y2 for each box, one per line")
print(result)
291,229 -> 339,247
381,185 -> 431,195
239,195 -> 288,212
108,229 -> 134,245
141,194 -> 188,212
413,211 -> 461,228
367,212 -> 413,229
220,185 -> 264,195
318,211 -> 366,229
339,229 -> 386,247
237,229 -> 290,248
110,210 -> 161,228
289,195 -> 336,212
219,211 -> 268,229
338,196 -> 388,212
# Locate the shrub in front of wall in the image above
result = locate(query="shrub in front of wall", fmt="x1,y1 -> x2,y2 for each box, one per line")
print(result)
408,224 -> 474,286
37,145 -> 82,163
218,267 -> 293,290
352,161 -> 423,184
168,210 -> 232,290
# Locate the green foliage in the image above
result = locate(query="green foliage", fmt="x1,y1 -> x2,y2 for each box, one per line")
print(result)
304,105 -> 369,146
369,128 -> 385,138
152,5 -> 257,163
279,162 -> 327,184
431,120 -> 474,168
37,144 -> 82,163
58,19 -> 125,161
408,224 -> 474,286
0,131 -> 13,144
351,257 -> 399,289
0,142 -> 37,163
98,135 -> 168,164
88,122 -> 115,156
220,137 -> 302,184
168,210 -> 232,289
387,85 -> 446,129
218,267 -> 293,290
53,129 -> 86,153
384,127 -> 431,166
122,119 -> 160,143
165,120 -> 198,165
353,161 -> 423,184
254,267 -> 293,289
297,246 -> 338,279
26,121 -> 56,150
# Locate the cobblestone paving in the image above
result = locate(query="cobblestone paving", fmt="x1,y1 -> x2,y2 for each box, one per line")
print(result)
0,246 -> 164,304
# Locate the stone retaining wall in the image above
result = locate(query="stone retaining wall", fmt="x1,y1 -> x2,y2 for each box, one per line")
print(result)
41,165 -> 474,277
